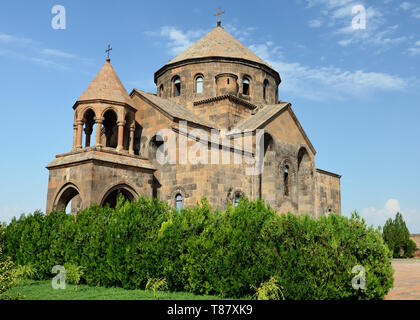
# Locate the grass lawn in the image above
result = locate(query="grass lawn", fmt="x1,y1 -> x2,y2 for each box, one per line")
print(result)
6,280 -> 227,300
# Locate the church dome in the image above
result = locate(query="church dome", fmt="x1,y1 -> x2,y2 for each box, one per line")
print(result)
167,26 -> 272,69
154,25 -> 281,107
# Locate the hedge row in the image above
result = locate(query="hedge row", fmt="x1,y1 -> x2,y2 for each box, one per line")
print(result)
3,196 -> 394,299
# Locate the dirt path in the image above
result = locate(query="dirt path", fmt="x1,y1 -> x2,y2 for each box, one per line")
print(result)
386,260 -> 420,300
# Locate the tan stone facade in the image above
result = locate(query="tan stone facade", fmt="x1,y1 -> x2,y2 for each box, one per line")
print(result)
46,25 -> 341,217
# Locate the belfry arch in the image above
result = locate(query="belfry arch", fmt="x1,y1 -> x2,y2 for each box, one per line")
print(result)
53,183 -> 83,214
100,184 -> 138,208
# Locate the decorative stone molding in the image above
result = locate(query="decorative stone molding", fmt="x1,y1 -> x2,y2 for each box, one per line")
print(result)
167,186 -> 190,201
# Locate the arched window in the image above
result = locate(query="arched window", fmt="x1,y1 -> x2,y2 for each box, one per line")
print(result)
243,77 -> 250,95
195,76 -> 203,94
234,194 -> 240,207
263,79 -> 269,101
284,165 -> 290,196
176,193 -> 183,212
173,76 -> 181,97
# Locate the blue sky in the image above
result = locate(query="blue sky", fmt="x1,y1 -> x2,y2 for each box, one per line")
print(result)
0,0 -> 419,232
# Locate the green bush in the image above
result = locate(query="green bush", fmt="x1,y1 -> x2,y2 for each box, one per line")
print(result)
253,276 -> 285,300
383,212 -> 414,258
0,224 -> 16,299
3,196 -> 394,300
11,264 -> 38,280
63,263 -> 84,288
405,239 -> 417,258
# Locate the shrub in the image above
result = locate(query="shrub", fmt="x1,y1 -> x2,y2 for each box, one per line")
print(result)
146,278 -> 168,299
0,225 -> 16,299
11,264 -> 38,281
63,263 -> 85,289
3,196 -> 394,300
253,276 -> 284,300
405,239 -> 417,258
383,212 -> 414,258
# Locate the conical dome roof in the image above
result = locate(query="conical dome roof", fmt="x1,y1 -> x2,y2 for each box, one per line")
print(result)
167,26 -> 271,68
77,58 -> 133,107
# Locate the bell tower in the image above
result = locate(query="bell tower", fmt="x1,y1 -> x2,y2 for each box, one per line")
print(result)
72,57 -> 138,154
46,58 -> 155,214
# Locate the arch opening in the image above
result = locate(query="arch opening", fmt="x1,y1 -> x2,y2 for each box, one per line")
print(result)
101,186 -> 135,209
175,193 -> 183,212
55,185 -> 82,214
243,77 -> 250,95
82,109 -> 97,148
103,109 -> 118,148
173,76 -> 181,97
263,79 -> 269,101
284,165 -> 290,196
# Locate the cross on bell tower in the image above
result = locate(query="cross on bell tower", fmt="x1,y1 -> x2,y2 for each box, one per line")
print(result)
214,7 -> 225,27
105,44 -> 112,61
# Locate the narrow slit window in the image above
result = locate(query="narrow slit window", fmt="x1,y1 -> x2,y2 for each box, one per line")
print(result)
263,79 -> 269,100
173,77 -> 181,97
234,194 -> 240,207
243,77 -> 250,95
284,165 -> 290,196
176,193 -> 183,212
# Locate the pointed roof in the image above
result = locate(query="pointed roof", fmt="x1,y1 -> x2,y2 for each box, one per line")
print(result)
76,58 -> 134,107
167,26 -> 271,68
229,103 -> 317,155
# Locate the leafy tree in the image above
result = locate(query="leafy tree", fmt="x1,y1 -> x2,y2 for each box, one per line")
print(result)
382,212 -> 415,258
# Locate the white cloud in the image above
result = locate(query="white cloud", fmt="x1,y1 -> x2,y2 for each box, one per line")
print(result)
41,48 -> 78,59
400,2 -> 413,11
360,199 -> 420,233
0,33 -> 36,46
0,31 -> 90,71
303,1 -> 408,50
308,19 -> 323,27
406,40 -> 420,56
247,39 -> 408,100
156,26 -> 208,55
399,2 -> 420,18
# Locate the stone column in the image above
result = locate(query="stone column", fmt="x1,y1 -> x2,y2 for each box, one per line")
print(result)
116,120 -> 126,152
94,117 -> 104,148
72,124 -> 78,151
129,123 -> 135,155
76,120 -> 84,149
84,125 -> 93,147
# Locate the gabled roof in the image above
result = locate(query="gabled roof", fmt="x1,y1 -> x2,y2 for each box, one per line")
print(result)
167,26 -> 271,68
131,89 -> 217,129
229,102 -> 317,155
76,58 -> 134,107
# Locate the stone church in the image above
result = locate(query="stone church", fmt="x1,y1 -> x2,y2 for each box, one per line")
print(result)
45,22 -> 341,217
